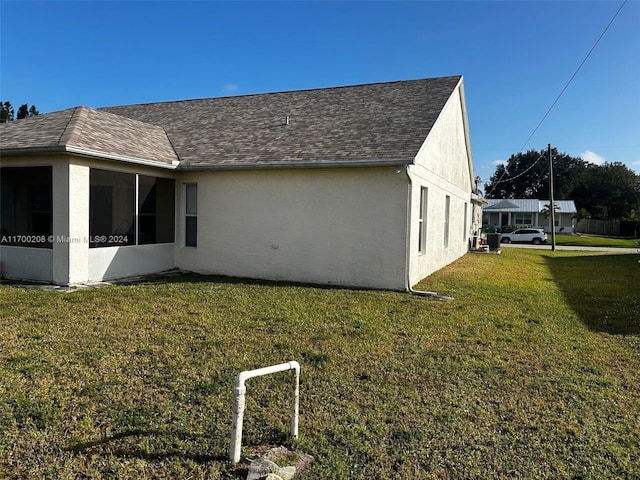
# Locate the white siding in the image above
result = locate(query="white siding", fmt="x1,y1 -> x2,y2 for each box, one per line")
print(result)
176,167 -> 408,290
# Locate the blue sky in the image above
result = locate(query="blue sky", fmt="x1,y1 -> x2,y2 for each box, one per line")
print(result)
1,1 -> 638,182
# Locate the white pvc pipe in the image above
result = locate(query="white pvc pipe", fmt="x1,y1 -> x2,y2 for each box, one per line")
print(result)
229,361 -> 300,464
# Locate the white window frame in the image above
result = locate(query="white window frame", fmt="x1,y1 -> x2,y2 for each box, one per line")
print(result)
185,183 -> 197,248
418,187 -> 428,254
463,202 -> 468,242
444,195 -> 450,248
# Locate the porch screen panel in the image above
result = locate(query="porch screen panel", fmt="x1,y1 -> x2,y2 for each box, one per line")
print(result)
0,166 -> 52,248
138,176 -> 175,244
90,169 -> 135,247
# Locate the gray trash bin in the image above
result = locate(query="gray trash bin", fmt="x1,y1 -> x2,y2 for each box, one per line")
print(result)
486,233 -> 500,250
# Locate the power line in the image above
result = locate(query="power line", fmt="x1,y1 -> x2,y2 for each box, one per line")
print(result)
483,154 -> 546,195
519,0 -> 628,152
484,0 -> 628,197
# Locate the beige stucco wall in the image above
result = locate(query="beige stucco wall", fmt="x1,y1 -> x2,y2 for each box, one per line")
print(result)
0,246 -> 53,282
407,83 -> 475,287
51,160 -> 91,285
2,79 -> 477,291
88,243 -> 175,281
175,167 -> 409,290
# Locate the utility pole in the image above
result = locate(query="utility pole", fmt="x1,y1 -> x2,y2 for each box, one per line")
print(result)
548,143 -> 556,251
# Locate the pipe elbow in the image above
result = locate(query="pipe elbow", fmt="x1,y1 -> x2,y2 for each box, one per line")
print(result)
235,372 -> 250,390
288,360 -> 300,374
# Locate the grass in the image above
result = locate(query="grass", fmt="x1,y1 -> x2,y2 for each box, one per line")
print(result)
555,233 -> 639,248
1,249 -> 639,479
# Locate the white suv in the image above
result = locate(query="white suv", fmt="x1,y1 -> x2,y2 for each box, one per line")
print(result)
499,228 -> 547,245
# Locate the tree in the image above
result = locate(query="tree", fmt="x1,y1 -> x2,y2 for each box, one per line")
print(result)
16,103 -> 39,119
484,148 -> 587,200
578,162 -> 640,220
573,208 -> 592,220
1,101 -> 15,122
485,148 -> 640,221
1,101 -> 39,122
541,201 -> 559,219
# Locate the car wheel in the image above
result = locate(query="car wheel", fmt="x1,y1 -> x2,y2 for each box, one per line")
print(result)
501,238 -> 511,244
532,238 -> 541,245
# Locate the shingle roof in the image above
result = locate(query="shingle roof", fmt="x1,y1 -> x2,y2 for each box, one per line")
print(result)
2,76 -> 463,170
0,106 -> 178,165
102,76 -> 462,169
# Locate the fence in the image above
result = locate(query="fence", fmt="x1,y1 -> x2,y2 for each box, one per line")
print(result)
576,219 -> 620,236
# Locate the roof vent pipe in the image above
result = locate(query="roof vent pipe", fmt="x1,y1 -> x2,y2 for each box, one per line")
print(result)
285,115 -> 289,125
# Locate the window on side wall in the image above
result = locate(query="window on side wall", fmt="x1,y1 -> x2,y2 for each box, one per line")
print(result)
418,187 -> 428,254
185,183 -> 197,248
444,195 -> 450,248
463,202 -> 468,241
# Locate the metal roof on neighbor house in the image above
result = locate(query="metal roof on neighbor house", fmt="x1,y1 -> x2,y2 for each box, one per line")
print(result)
538,200 -> 577,213
484,199 -> 577,213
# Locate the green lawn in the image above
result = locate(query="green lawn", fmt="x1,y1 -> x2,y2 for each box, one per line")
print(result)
1,249 -> 639,479
555,233 -> 639,248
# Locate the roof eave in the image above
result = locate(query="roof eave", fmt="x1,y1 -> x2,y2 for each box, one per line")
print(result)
1,145 -> 68,157
65,145 -> 179,169
1,145 -> 179,170
176,157 -> 414,171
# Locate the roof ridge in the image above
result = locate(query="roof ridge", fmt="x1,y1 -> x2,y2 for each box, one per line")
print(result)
99,75 -> 463,110
58,106 -> 91,146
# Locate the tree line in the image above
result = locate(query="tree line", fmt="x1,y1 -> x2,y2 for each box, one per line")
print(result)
483,148 -> 640,221
0,101 -> 39,122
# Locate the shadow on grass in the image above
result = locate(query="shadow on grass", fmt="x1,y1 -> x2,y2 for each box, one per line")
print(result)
135,271 -> 377,292
65,428 -> 227,464
545,253 -> 640,335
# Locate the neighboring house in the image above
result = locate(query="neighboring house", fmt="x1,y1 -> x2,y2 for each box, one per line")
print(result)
0,75 -> 483,291
483,199 -> 577,233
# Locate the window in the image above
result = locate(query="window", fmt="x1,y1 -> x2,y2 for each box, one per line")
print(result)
90,169 -> 175,248
514,213 -> 533,225
0,166 -> 52,248
418,187 -> 428,254
463,202 -> 468,241
444,195 -> 450,247
185,183 -> 197,247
